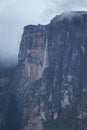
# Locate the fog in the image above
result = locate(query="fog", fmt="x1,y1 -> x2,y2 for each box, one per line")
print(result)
0,0 -> 87,67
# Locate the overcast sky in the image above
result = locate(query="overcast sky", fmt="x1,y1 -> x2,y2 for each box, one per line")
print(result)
0,0 -> 87,65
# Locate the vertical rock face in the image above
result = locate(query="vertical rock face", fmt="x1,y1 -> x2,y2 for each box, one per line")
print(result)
13,11 -> 87,130
18,25 -> 48,81
1,11 -> 87,130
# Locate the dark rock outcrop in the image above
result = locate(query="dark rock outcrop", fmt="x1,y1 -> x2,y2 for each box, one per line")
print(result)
0,67 -> 15,130
1,11 -> 87,130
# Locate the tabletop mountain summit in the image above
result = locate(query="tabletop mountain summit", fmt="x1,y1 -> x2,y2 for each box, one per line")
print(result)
0,11 -> 87,130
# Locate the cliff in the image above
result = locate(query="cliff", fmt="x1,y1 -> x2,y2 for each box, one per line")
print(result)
1,11 -> 87,130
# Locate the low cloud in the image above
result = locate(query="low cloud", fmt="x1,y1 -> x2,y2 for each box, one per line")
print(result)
43,0 -> 87,20
0,0 -> 87,67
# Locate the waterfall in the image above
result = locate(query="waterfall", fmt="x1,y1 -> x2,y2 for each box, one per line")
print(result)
42,37 -> 48,72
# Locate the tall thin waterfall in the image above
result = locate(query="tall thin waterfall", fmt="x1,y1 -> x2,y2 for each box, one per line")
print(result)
42,37 -> 48,72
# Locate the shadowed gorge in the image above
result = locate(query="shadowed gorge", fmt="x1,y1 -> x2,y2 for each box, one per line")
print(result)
5,96 -> 21,130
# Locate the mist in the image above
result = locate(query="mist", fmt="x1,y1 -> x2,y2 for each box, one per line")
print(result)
0,0 -> 87,67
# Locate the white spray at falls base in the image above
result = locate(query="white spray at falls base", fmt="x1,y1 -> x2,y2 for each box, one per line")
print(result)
42,37 -> 48,73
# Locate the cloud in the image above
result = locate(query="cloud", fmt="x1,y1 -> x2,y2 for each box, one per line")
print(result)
0,0 -> 45,66
0,0 -> 87,67
43,0 -> 87,20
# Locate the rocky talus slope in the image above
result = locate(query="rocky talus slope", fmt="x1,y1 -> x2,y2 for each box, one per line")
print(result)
1,11 -> 87,130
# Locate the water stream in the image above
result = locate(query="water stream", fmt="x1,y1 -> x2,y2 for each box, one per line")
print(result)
42,37 -> 48,73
